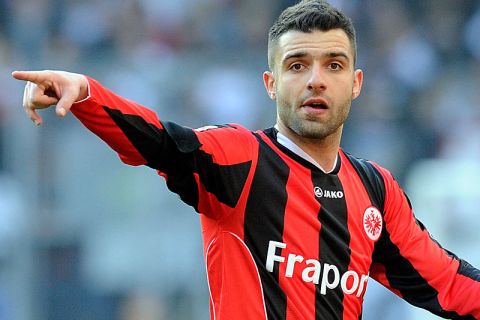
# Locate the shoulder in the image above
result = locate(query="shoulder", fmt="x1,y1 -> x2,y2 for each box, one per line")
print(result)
341,150 -> 395,182
192,123 -> 259,163
192,123 -> 257,145
341,151 -> 399,211
341,151 -> 387,180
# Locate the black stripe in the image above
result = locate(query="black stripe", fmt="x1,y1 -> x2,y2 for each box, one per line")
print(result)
312,171 -> 350,319
104,108 -> 201,209
162,121 -> 203,153
458,260 -> 480,281
194,153 -> 252,208
244,133 -> 288,320
103,107 -> 180,168
343,152 -> 385,211
105,109 -> 250,210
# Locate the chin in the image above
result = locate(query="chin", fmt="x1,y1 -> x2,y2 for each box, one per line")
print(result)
294,127 -> 330,140
301,132 -> 329,140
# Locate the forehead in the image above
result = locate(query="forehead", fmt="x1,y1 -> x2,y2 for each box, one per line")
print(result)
275,29 -> 353,63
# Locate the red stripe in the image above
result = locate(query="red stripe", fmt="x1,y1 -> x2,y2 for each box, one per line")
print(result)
438,273 -> 480,317
257,131 -> 320,319
71,77 -> 163,166
204,232 -> 268,319
281,163 -> 320,319
199,137 -> 263,319
196,124 -> 258,165
85,77 -> 162,127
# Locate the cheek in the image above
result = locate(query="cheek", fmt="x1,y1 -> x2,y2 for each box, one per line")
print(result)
278,75 -> 305,99
333,78 -> 355,98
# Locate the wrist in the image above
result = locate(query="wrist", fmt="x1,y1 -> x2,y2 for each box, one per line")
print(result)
77,75 -> 89,101
74,75 -> 91,103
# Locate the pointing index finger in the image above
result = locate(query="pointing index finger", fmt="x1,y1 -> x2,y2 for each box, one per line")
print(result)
12,70 -> 48,84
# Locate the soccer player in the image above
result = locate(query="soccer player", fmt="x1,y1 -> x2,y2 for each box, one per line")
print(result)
12,0 -> 480,319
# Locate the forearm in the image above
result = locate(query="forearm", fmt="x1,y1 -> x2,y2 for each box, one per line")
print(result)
439,259 -> 480,318
70,76 -> 164,166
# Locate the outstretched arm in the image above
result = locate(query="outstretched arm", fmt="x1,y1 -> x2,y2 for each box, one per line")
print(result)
12,70 -> 256,217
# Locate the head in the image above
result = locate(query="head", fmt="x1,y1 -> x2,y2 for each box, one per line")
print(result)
268,0 -> 357,70
264,0 -> 363,143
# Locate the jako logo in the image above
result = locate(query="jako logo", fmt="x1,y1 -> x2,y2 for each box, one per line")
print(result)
265,241 -> 369,297
314,186 -> 344,199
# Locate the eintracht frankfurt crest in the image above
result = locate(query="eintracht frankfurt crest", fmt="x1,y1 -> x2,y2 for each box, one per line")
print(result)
363,207 -> 383,241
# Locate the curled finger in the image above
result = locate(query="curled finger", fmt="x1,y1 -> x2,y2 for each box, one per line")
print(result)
25,104 -> 42,126
55,86 -> 79,117
23,82 -> 43,125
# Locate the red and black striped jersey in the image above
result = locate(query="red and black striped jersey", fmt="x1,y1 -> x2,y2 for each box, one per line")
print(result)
71,77 -> 480,320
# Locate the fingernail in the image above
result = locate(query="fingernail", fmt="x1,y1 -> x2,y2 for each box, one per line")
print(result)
58,107 -> 66,117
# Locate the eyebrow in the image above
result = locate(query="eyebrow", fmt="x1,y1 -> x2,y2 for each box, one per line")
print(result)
281,50 -> 350,65
324,51 -> 350,61
282,51 -> 308,65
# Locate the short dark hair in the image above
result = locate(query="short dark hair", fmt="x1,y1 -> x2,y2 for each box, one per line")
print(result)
268,0 -> 357,69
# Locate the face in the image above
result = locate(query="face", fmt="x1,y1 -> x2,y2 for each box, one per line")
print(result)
264,29 -> 363,142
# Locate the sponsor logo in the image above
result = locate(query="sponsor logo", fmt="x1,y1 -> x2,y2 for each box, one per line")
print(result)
363,206 -> 383,241
265,241 -> 369,297
314,186 -> 344,199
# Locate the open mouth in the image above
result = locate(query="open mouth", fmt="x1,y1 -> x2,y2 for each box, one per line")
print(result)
304,102 -> 328,109
302,98 -> 329,110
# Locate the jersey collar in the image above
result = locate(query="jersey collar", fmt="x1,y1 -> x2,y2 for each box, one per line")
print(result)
274,125 -> 339,174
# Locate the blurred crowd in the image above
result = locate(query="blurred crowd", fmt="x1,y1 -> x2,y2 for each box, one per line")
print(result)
0,0 -> 479,319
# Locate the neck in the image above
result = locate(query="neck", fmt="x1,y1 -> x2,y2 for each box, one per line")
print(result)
276,123 -> 342,172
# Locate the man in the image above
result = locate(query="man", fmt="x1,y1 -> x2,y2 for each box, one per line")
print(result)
12,0 -> 480,319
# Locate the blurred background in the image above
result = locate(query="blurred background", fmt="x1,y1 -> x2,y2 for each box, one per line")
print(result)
0,0 -> 479,319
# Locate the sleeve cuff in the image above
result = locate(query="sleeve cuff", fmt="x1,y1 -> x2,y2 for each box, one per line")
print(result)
72,75 -> 92,104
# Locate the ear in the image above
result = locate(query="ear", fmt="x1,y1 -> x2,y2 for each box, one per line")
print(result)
352,69 -> 363,100
263,71 -> 276,101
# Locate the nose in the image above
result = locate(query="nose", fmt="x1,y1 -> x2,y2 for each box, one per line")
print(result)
307,66 -> 327,92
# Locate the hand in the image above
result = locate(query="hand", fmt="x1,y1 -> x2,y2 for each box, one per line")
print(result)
12,70 -> 89,126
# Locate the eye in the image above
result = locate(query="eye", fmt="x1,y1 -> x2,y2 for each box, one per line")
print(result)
329,62 -> 343,71
290,63 -> 306,71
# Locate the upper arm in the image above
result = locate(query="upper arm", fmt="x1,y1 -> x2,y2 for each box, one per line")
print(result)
71,77 -> 257,216
159,123 -> 257,215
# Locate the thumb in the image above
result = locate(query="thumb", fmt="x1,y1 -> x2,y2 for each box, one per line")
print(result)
55,87 -> 79,117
